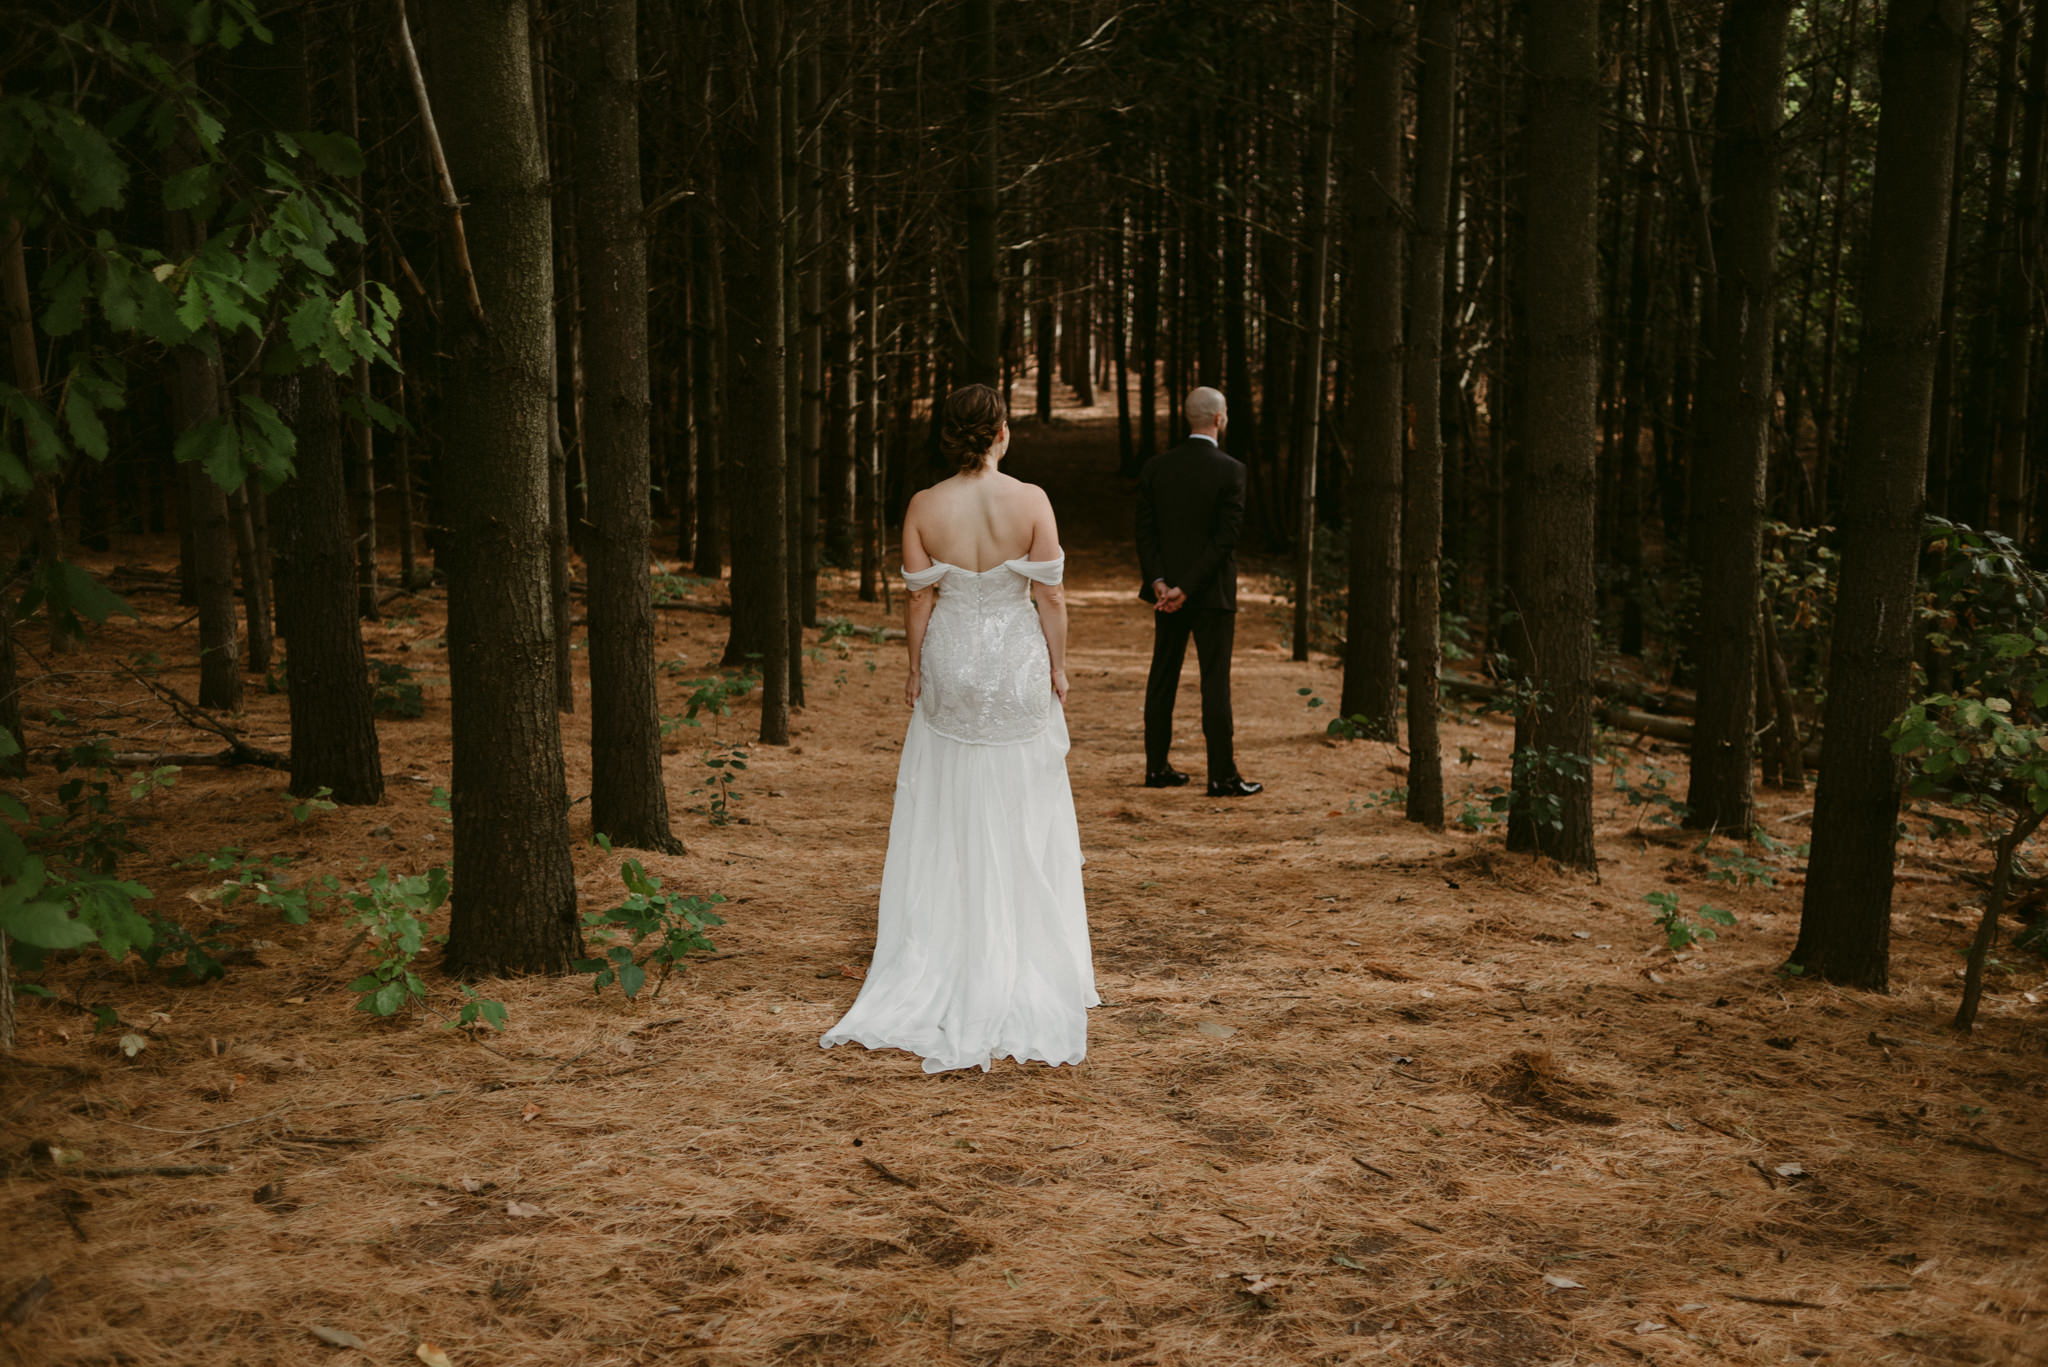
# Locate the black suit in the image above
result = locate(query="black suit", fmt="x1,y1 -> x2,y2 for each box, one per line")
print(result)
1135,437 -> 1246,783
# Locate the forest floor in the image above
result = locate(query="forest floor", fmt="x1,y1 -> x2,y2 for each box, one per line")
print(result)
2,396 -> 2046,1367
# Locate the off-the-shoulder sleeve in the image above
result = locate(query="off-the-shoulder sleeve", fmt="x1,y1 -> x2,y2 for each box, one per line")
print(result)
903,563 -> 950,592
1006,555 -> 1065,586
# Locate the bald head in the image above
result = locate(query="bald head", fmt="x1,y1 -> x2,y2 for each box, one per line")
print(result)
1185,387 -> 1227,436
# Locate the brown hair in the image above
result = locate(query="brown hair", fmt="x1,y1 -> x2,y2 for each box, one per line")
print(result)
939,384 -> 1006,473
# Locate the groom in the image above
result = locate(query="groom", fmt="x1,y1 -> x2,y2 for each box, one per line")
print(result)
1135,387 -> 1261,798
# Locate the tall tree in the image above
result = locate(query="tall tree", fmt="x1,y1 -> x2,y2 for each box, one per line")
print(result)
165,40 -> 241,712
1793,0 -> 1968,988
1504,0 -> 1601,869
720,0 -> 793,745
1403,0 -> 1459,830
961,0 -> 1000,386
423,0 -> 581,976
1339,0 -> 1406,736
273,371 -> 385,804
1291,8 -> 1339,664
570,0 -> 680,853
1685,0 -> 1794,834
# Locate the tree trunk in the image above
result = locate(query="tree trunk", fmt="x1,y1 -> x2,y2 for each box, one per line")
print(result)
228,485 -> 273,673
961,0 -> 1000,386
1616,27 -> 1662,656
824,126 -> 857,569
691,196 -> 724,580
425,0 -> 581,977
1504,0 -> 1600,869
1114,215 -> 1135,473
720,0 -> 792,745
1339,0 -> 1406,733
1035,243 -> 1056,421
858,197 -> 882,603
1954,808 -> 2045,1031
1759,601 -> 1803,791
798,48 -> 824,630
343,45 -> 381,624
162,46 -> 242,713
781,73 -> 806,708
570,0 -> 680,854
1685,0 -> 1793,836
1137,195 -> 1160,463
273,369 -> 384,804
533,20 -> 574,714
1403,0 -> 1458,830
1793,0 -> 1967,990
1293,9 -> 1339,663
1993,1 -> 2046,542
1811,0 -> 1861,527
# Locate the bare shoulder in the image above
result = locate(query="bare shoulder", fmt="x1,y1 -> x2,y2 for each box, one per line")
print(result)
997,472 -> 1053,508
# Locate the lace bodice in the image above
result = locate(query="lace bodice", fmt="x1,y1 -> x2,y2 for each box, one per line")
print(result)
908,556 -> 1063,744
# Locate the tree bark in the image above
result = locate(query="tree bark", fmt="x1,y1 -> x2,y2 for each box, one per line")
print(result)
1504,0 -> 1601,869
961,0 -> 1000,386
228,485 -> 272,673
425,0 -> 581,976
1685,0 -> 1793,836
1293,8 -> 1339,664
570,0 -> 680,853
691,196 -> 724,580
273,370 -> 384,804
1339,0 -> 1406,734
1993,1 -> 2046,542
163,44 -> 241,713
1793,0 -> 1968,990
1615,26 -> 1662,656
719,0 -> 792,745
1402,0 -> 1458,829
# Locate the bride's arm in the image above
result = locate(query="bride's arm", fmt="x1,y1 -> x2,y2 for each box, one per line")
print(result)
903,499 -> 935,708
1028,493 -> 1069,704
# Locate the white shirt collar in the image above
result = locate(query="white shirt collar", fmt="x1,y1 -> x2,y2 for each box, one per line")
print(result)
1188,432 -> 1218,445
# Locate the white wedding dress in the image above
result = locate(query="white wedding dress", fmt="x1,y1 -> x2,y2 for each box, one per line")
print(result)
820,554 -> 1097,1073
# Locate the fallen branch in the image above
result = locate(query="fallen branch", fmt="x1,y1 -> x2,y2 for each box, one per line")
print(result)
119,667 -> 288,769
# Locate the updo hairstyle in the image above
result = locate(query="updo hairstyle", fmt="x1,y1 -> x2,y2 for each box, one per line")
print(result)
939,384 -> 1006,473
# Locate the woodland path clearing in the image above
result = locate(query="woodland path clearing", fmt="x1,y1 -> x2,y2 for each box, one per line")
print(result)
2,399 -> 2046,1367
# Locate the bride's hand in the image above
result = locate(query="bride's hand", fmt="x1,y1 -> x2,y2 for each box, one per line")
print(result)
1051,668 -> 1069,705
904,671 -> 921,709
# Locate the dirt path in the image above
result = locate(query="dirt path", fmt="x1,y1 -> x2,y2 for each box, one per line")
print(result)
2,400 -> 2045,1367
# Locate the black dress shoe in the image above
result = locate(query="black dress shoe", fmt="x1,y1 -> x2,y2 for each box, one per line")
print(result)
1207,777 -> 1263,798
1144,766 -> 1191,788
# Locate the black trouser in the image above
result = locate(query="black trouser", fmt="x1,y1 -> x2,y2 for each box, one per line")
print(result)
1143,607 -> 1236,783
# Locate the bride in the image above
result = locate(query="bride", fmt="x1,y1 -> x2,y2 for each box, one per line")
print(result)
820,384 -> 1098,1073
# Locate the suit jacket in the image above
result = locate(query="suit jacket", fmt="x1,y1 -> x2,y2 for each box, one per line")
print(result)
1135,437 -> 1246,614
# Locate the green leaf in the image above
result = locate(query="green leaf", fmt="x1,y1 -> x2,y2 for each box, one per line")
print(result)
174,417 -> 244,492
48,113 -> 127,213
293,131 -> 366,178
40,258 -> 91,336
617,960 -> 647,999
61,391 -> 109,462
2,898 -> 99,950
163,164 -> 212,212
370,978 -> 408,1015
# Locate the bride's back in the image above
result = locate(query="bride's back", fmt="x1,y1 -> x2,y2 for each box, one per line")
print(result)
912,471 -> 1050,572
